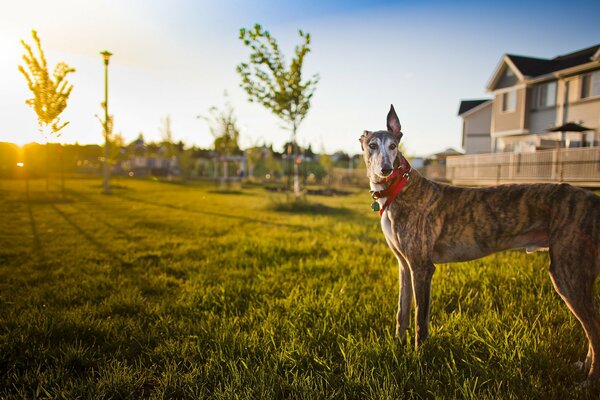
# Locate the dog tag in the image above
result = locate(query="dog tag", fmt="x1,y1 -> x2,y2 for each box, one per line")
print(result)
371,201 -> 380,212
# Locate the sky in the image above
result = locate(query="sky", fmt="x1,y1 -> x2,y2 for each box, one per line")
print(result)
1,0 -> 599,157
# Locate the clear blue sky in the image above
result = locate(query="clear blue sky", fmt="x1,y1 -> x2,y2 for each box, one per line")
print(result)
1,0 -> 599,156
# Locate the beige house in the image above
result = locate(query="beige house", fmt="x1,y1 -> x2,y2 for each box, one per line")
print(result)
460,43 -> 600,154
458,99 -> 492,154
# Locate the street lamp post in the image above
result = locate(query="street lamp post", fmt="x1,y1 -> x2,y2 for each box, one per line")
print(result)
100,50 -> 112,194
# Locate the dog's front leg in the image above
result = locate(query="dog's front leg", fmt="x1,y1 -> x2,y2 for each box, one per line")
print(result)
396,257 -> 412,341
410,261 -> 436,349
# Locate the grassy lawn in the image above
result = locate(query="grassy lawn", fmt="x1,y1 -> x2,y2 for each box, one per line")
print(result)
0,178 -> 597,399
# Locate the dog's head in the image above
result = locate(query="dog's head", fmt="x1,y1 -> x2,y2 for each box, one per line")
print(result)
360,104 -> 405,180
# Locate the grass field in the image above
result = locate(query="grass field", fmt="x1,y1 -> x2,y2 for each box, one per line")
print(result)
0,177 -> 598,399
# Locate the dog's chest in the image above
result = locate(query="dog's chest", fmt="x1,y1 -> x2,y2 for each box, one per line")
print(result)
370,181 -> 403,252
380,211 -> 400,251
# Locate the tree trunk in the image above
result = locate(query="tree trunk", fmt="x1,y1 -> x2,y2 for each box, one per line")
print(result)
24,148 -> 30,200
220,158 -> 228,190
292,125 -> 300,195
60,150 -> 65,199
45,141 -> 50,193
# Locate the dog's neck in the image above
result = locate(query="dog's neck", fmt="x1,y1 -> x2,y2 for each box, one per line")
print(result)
369,155 -> 413,213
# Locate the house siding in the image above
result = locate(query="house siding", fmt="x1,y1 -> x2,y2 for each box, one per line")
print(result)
463,103 -> 492,154
528,107 -> 557,134
465,135 -> 492,154
492,88 -> 526,134
569,97 -> 600,132
495,68 -> 519,89
556,75 -> 600,132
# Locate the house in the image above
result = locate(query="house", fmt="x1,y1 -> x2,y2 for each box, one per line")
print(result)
459,43 -> 600,154
420,148 -> 463,181
119,134 -> 179,177
458,99 -> 492,154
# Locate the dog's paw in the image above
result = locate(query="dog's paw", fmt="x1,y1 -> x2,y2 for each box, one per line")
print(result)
578,379 -> 591,389
394,330 -> 406,344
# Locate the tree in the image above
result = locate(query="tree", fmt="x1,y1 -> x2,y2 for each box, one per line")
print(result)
19,30 -> 75,138
237,23 -> 319,194
159,115 -> 175,157
199,100 -> 242,189
19,30 -> 75,195
318,146 -> 333,188
159,115 -> 179,177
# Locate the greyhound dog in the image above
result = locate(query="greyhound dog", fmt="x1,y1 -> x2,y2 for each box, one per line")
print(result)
360,105 -> 600,385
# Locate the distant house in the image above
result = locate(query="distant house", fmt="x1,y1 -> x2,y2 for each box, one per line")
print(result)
420,148 -> 463,182
459,43 -> 600,153
119,135 -> 179,177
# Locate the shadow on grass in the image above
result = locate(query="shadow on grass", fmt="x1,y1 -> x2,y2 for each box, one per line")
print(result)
90,183 -> 131,192
67,201 -> 133,240
25,195 -> 73,205
267,195 -> 353,215
27,200 -> 44,261
206,190 -> 246,196
50,204 -> 125,265
109,192 -> 314,231
305,188 -> 356,197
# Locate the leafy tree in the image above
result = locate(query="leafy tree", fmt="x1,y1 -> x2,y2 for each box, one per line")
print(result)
19,30 -> 75,139
237,23 -> 319,194
318,147 -> 333,188
19,30 -> 75,195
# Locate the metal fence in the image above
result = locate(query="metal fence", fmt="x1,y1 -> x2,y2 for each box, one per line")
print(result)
446,147 -> 600,187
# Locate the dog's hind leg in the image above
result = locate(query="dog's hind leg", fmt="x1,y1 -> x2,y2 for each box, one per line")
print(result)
409,260 -> 436,349
396,256 -> 413,341
548,253 -> 600,385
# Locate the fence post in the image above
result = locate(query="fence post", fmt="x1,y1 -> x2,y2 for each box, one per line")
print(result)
496,164 -> 501,185
551,149 -> 558,181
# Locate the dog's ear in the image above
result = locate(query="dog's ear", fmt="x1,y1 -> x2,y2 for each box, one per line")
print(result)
359,130 -> 371,150
386,104 -> 403,140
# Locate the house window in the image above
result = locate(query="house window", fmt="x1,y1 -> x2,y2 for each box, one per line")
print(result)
581,71 -> 600,99
535,81 -> 556,108
502,90 -> 516,112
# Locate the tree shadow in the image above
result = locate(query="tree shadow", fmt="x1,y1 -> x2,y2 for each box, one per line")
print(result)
268,199 -> 353,215
111,192 -> 314,231
26,200 -> 44,261
67,201 -> 131,240
50,204 -> 125,265
267,194 -> 354,216
206,190 -> 248,196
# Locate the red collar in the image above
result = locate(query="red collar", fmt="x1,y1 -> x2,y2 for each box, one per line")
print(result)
370,165 -> 411,217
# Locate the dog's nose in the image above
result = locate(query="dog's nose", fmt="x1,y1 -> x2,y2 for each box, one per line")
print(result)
381,167 -> 393,176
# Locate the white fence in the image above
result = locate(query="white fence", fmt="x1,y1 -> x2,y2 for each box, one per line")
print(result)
446,147 -> 600,187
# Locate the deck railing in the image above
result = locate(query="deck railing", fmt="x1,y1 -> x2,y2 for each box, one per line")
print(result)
446,147 -> 600,186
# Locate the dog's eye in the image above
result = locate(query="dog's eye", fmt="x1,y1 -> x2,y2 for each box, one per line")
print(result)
368,143 -> 377,150
389,143 -> 397,150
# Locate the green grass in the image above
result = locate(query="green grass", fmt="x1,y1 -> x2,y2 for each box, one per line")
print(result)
0,178 -> 598,399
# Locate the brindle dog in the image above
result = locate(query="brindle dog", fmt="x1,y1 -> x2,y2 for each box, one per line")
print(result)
360,105 -> 600,385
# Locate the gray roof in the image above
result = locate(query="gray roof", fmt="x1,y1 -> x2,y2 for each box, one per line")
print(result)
507,43 -> 600,77
458,99 -> 490,116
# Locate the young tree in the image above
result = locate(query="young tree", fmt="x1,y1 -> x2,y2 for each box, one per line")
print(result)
159,115 -> 175,157
159,115 -> 179,176
19,30 -> 75,194
19,30 -> 75,138
237,24 -> 319,194
199,101 -> 241,189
